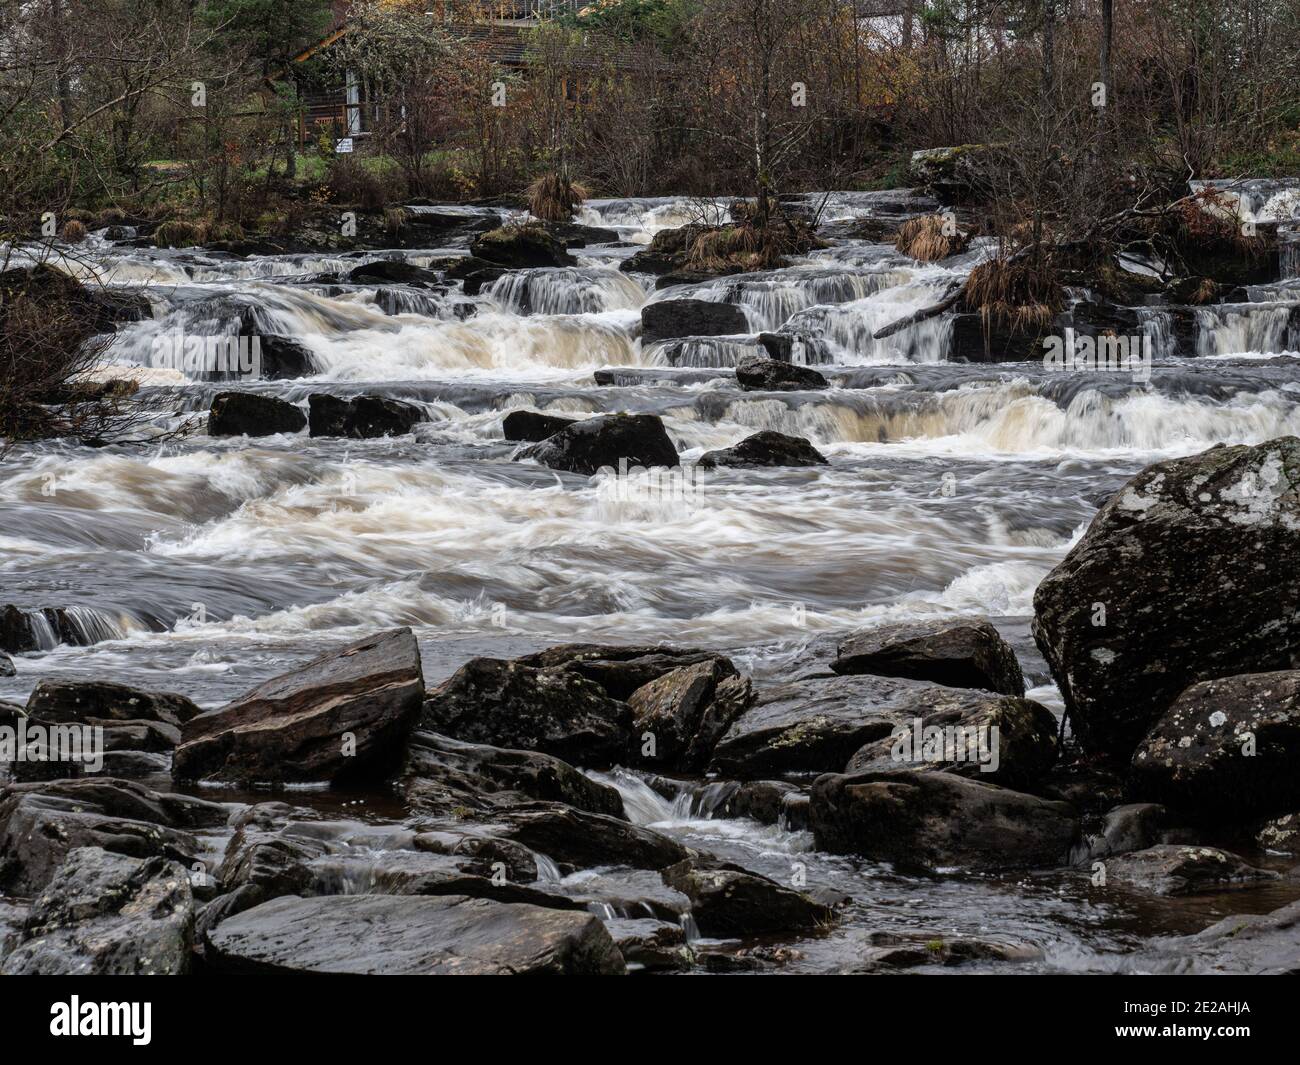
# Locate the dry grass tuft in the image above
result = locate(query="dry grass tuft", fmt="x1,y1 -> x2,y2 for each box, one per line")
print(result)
527,172 -> 588,222
895,215 -> 970,261
963,256 -> 1064,332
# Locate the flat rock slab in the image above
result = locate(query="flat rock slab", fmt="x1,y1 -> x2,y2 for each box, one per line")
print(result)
831,617 -> 1026,696
205,894 -> 626,974
1135,899 -> 1300,974
174,628 -> 424,786
1101,844 -> 1278,896
810,769 -> 1079,873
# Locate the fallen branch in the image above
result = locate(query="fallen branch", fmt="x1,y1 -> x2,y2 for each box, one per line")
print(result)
872,279 -> 964,339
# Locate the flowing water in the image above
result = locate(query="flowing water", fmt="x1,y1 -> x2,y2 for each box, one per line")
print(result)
4,191 -> 1300,972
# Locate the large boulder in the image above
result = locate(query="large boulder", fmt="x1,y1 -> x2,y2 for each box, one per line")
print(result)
1100,844 -> 1277,897
708,673 -> 1056,786
208,391 -> 305,437
204,894 -> 624,974
346,260 -> 441,286
661,857 -> 835,937
402,730 -> 625,818
810,769 -> 1079,872
470,224 -> 575,269
516,413 -> 679,476
420,657 -> 633,768
641,298 -> 749,344
627,657 -> 753,771
1032,438 -> 1300,759
307,393 -> 424,438
1131,670 -> 1300,821
831,618 -> 1026,696
173,628 -> 424,786
734,354 -> 827,391
502,410 -> 577,443
698,430 -> 828,470
0,847 -> 193,975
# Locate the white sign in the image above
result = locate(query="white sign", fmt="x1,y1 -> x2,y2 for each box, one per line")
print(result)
335,138 -> 353,154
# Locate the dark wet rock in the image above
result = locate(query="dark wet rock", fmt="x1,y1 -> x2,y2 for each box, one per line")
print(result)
1101,844 -> 1277,896
502,409 -> 577,442
204,894 -> 625,974
517,412 -> 679,475
1132,670 -> 1300,822
487,802 -> 688,873
1032,437 -> 1300,760
0,778 -> 204,895
710,673 -> 1055,785
851,930 -> 1043,971
307,393 -> 424,438
1037,759 -> 1128,815
258,335 -> 317,379
0,652 -> 12,677
1072,803 -> 1173,866
0,847 -> 193,975
604,917 -> 692,972
174,628 -> 424,787
662,857 -> 835,937
26,679 -> 201,728
832,618 -> 1026,697
909,144 -> 991,203
641,298 -> 748,344
515,643 -> 715,701
470,225 -> 575,269
444,256 -> 509,294
843,691 -> 1058,790
717,780 -> 810,830
402,730 -> 624,818
1137,898 -> 1300,974
619,224 -> 716,277
734,353 -> 828,391
98,750 -> 172,780
0,898 -> 25,963
346,260 -> 441,286
699,430 -> 828,470
628,657 -> 753,771
810,769 -> 1079,872
207,391 -> 306,437
1257,811 -> 1300,854
421,657 -> 632,768
538,220 -> 620,248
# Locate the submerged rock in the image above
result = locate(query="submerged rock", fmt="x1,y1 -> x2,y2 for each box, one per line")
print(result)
734,354 -> 827,391
1032,437 -> 1300,759
207,391 -> 305,437
502,409 -> 578,442
516,412 -> 679,475
1100,844 -> 1277,897
831,618 -> 1026,696
307,393 -> 424,438
487,802 -> 688,873
402,730 -> 625,818
1,846 -> 193,975
204,894 -> 624,974
641,298 -> 748,344
174,628 -> 424,786
1131,670 -> 1300,822
1137,899 -> 1300,974
698,430 -> 828,470
810,769 -> 1079,872
421,656 -> 633,767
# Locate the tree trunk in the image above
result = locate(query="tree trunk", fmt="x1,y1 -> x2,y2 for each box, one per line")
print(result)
1042,0 -> 1056,98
